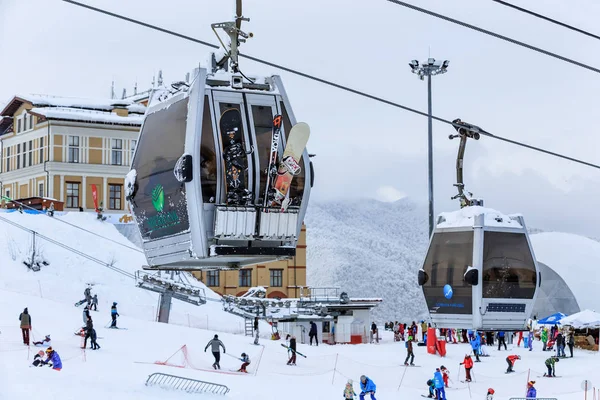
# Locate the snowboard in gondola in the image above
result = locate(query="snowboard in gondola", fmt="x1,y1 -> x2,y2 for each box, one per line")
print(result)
219,108 -> 253,205
263,114 -> 282,206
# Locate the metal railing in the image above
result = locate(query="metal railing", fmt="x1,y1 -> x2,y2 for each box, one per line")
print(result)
145,372 -> 230,395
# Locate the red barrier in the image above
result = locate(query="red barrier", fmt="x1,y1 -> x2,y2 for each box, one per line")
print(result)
427,328 -> 437,354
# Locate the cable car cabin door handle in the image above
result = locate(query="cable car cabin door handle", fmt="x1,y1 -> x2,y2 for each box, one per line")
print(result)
174,154 -> 193,183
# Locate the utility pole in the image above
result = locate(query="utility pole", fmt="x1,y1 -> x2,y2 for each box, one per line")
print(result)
409,58 -> 449,237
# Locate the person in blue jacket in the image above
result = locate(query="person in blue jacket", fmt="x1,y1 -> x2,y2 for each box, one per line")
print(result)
43,347 -> 62,371
359,375 -> 376,400
470,333 -> 481,362
433,368 -> 446,400
526,381 -> 536,398
110,302 -> 119,328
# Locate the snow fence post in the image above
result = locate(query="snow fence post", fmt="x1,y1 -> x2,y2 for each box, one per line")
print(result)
331,353 -> 338,385
526,368 -> 531,397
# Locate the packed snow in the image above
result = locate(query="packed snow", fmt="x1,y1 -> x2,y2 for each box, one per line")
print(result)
30,108 -> 144,126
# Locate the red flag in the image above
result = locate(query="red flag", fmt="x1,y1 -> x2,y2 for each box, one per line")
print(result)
92,184 -> 98,211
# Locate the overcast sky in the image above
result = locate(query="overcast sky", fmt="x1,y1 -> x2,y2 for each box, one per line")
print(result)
1,0 -> 599,237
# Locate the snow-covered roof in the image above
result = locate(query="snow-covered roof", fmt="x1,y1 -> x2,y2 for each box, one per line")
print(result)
30,108 -> 144,126
17,94 -> 140,110
436,206 -> 523,229
560,309 -> 600,328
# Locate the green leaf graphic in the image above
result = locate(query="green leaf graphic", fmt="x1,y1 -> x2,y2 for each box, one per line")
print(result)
151,184 -> 164,212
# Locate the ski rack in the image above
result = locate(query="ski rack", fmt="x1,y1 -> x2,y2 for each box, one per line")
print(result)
145,372 -> 230,395
449,118 -> 483,208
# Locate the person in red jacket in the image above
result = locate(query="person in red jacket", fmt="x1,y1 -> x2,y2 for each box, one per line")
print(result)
460,354 -> 473,382
506,354 -> 521,373
440,365 -> 450,387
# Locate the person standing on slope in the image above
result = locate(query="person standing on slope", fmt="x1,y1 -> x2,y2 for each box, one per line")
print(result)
19,308 -> 32,346
309,321 -> 318,346
497,331 -> 507,350
359,375 -> 376,400
471,332 -> 481,362
83,305 -> 90,326
567,331 -> 575,357
287,335 -> 297,365
110,302 -> 119,328
433,368 -> 446,400
460,354 -> 473,382
343,379 -> 357,399
421,320 -> 428,341
91,294 -> 98,311
506,354 -> 520,373
404,335 -> 415,366
204,334 -> 226,370
83,316 -> 93,349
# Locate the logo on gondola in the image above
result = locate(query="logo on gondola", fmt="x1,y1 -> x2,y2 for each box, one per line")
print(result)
151,184 -> 165,212
443,284 -> 453,299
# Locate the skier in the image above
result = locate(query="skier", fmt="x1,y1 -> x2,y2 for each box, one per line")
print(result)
459,354 -> 473,382
309,321 -> 318,346
19,307 -> 32,346
404,335 -> 415,365
83,305 -> 90,326
470,332 -> 481,362
526,381 -> 537,398
343,379 -> 357,399
544,356 -> 559,377
237,352 -> 250,373
486,388 -> 495,400
506,354 -> 520,373
433,368 -> 446,400
359,375 -> 376,400
32,334 -> 51,347
31,350 -> 46,367
440,365 -> 450,387
287,335 -> 297,365
110,302 -> 119,328
43,347 -> 62,371
204,334 -> 226,370
497,331 -> 507,350
91,294 -> 98,311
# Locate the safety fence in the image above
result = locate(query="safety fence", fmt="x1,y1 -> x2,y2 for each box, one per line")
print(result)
145,372 -> 230,395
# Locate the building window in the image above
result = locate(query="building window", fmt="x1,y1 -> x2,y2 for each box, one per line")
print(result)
22,143 -> 26,168
29,114 -> 34,130
17,118 -> 22,133
39,137 -> 44,163
207,270 -> 220,287
28,141 -> 33,167
111,139 -> 123,165
5,189 -> 10,200
239,269 -> 252,287
130,139 -> 137,163
109,184 -> 122,210
5,147 -> 10,172
66,182 -> 80,208
270,269 -> 283,287
16,144 -> 20,169
68,136 -> 80,163
38,182 -> 44,198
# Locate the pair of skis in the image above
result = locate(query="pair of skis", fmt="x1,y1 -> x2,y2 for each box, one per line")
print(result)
263,115 -> 310,211
280,343 -> 307,358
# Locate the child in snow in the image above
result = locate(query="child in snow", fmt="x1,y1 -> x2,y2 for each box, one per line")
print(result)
544,356 -> 559,377
110,302 -> 119,328
359,375 -> 376,400
237,352 -> 250,373
486,388 -> 495,400
506,354 -> 520,373
343,379 -> 357,399
460,354 -> 473,382
31,351 -> 45,367
32,335 -> 51,347
44,347 -> 62,371
440,365 -> 450,387
287,335 -> 297,365
526,381 -> 537,398
426,379 -> 436,398
404,336 -> 415,365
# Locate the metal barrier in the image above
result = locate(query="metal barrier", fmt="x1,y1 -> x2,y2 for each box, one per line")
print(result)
145,372 -> 230,395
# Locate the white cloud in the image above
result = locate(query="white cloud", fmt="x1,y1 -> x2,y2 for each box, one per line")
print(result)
375,186 -> 407,202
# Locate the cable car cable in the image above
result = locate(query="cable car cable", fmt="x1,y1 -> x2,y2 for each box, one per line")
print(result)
385,0 -> 600,75
61,0 -> 600,171
491,0 -> 600,41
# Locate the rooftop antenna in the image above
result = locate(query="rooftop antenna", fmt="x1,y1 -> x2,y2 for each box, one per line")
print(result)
158,70 -> 163,86
110,80 -> 115,99
449,118 -> 482,208
211,0 -> 253,75
134,80 -> 138,95
121,88 -> 127,99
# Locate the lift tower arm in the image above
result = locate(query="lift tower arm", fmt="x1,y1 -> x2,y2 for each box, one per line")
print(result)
211,0 -> 253,73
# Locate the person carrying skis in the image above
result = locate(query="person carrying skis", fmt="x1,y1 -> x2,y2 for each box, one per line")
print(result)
237,352 -> 250,373
33,334 -> 51,347
19,308 -> 31,346
110,302 -> 119,328
359,375 -> 376,400
497,331 -> 507,350
343,379 -> 357,399
309,321 -> 318,346
526,381 -> 537,398
43,347 -> 62,371
440,365 -> 450,387
91,294 -> 98,311
506,354 -> 520,373
404,335 -> 415,365
460,354 -> 473,382
204,334 -> 226,370
287,335 -> 297,365
544,356 -> 559,377
433,368 -> 446,400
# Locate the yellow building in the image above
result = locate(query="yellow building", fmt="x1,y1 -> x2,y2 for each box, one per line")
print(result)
0,94 -> 145,211
194,225 -> 307,299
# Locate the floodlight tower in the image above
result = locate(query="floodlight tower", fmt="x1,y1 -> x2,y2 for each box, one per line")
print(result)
409,58 -> 450,237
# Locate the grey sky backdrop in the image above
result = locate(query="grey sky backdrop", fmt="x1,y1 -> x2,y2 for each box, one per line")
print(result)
1,0 -> 599,237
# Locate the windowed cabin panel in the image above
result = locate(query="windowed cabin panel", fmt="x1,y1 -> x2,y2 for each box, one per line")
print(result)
200,96 -> 218,203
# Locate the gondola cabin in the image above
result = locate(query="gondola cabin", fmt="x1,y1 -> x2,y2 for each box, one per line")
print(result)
418,206 -> 540,330
126,65 -> 313,270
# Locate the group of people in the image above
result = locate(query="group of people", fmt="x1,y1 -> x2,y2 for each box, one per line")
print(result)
343,375 -> 377,400
386,321 -> 425,342
203,334 -> 250,373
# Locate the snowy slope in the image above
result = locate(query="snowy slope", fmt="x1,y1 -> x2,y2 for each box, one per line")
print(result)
305,198 -> 430,321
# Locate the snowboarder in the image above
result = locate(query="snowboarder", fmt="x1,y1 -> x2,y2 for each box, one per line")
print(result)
91,294 -> 98,311
43,347 -> 62,371
544,356 -> 559,377
19,308 -> 31,345
506,354 -> 520,373
359,375 -> 376,400
204,334 -> 226,370
486,388 -> 495,400
237,352 -> 250,373
343,379 -> 357,399
526,381 -> 537,398
404,335 -> 415,365
309,321 -> 318,346
110,302 -> 119,328
440,365 -> 450,387
460,354 -> 473,382
433,368 -> 446,400
32,334 -> 51,347
31,350 -> 46,367
497,331 -> 507,350
287,335 -> 297,365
